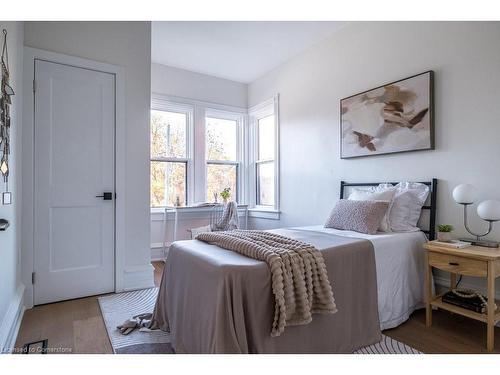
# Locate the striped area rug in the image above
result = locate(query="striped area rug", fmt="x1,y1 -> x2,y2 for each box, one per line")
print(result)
99,288 -> 421,354
98,288 -> 172,354
354,335 -> 421,354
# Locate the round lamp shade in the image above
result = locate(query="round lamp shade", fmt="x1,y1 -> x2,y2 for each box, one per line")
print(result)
452,184 -> 478,204
477,200 -> 500,221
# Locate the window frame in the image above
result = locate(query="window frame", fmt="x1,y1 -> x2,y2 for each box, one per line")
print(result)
150,94 -> 247,211
150,160 -> 188,208
150,98 -> 195,210
255,160 -> 274,206
248,95 -> 280,217
204,108 -> 245,203
206,161 -> 240,202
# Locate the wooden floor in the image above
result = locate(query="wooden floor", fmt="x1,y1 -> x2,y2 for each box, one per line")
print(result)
14,260 -> 500,354
14,261 -> 165,354
385,309 -> 500,354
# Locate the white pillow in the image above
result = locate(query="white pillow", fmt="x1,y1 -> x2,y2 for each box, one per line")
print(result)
348,188 -> 396,232
190,225 -> 211,239
379,182 -> 430,232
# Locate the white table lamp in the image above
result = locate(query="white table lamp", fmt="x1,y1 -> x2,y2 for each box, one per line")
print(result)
477,200 -> 500,221
452,184 -> 500,248
452,183 -> 477,204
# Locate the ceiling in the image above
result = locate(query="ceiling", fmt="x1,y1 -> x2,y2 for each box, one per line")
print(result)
152,21 -> 348,83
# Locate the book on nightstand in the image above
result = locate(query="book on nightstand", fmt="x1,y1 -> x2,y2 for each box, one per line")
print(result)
429,240 -> 472,249
442,291 -> 487,313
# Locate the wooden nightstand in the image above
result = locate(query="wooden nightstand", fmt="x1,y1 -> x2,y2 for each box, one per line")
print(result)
424,242 -> 500,351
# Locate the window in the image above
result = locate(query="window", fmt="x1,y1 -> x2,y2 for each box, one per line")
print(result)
205,115 -> 240,202
249,95 -> 279,213
256,115 -> 275,206
150,106 -> 192,207
150,95 -> 246,209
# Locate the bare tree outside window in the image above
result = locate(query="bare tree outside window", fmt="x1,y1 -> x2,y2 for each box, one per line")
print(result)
150,106 -> 242,208
150,110 -> 187,207
206,117 -> 238,202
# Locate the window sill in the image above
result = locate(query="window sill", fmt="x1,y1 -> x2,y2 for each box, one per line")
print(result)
151,207 -> 169,215
248,208 -> 281,220
151,205 -> 249,221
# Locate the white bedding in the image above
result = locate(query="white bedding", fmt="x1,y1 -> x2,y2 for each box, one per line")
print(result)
296,226 -> 427,330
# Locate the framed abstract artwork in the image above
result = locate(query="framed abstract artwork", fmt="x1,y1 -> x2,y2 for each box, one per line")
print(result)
340,71 -> 434,159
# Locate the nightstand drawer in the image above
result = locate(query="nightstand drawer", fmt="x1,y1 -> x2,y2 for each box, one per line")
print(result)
428,252 -> 487,277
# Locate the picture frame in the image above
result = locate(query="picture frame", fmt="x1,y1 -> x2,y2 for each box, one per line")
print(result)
340,71 -> 434,159
2,191 -> 11,205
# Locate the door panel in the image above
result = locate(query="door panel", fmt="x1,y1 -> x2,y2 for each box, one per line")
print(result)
34,60 -> 115,305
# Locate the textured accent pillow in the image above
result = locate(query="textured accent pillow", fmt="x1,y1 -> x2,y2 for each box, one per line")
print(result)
378,182 -> 430,232
348,188 -> 396,232
324,199 -> 390,235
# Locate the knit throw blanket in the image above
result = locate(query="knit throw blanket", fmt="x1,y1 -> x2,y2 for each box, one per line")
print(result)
211,201 -> 239,231
195,230 -> 337,337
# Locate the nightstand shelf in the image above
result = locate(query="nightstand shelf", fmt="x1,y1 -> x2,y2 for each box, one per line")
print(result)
424,241 -> 500,352
430,295 -> 500,323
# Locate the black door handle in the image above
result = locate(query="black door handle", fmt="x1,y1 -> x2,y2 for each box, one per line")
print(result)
0,218 -> 9,231
449,262 -> 459,266
96,192 -> 113,200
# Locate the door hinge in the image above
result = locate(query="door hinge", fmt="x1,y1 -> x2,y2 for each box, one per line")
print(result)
32,272 -> 35,284
32,79 -> 36,93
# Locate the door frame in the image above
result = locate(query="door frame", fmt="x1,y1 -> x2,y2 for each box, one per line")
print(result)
22,47 -> 126,308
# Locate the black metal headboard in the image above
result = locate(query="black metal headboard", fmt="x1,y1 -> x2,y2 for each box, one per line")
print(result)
340,179 -> 438,240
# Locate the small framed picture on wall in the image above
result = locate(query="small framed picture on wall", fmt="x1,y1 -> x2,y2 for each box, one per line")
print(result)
340,71 -> 434,159
2,192 -> 12,205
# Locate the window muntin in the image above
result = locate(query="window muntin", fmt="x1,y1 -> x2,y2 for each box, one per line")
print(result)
150,107 -> 191,208
150,161 -> 187,207
205,114 -> 240,202
206,163 -> 238,202
205,117 -> 237,161
150,96 -> 247,210
255,112 -> 276,207
256,161 -> 274,206
258,115 -> 275,160
151,110 -> 187,158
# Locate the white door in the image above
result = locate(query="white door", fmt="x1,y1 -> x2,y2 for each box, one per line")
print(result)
34,60 -> 115,305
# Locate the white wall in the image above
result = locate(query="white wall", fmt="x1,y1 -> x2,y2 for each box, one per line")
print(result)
150,63 -> 248,258
23,22 -> 154,294
248,21 -> 500,292
0,21 -> 24,352
152,63 -> 247,107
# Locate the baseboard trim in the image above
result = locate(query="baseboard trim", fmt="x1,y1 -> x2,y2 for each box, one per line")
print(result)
122,264 -> 155,292
151,245 -> 166,262
0,284 -> 25,354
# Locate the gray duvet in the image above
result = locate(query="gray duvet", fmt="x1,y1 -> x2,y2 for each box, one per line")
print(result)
150,228 -> 381,353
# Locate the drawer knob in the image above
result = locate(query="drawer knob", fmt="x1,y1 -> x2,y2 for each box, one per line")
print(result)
449,262 -> 459,266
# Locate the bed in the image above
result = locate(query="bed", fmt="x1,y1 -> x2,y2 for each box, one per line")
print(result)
297,226 -> 428,330
151,180 -> 438,353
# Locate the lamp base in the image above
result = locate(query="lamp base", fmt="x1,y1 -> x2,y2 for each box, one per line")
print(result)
459,238 -> 499,248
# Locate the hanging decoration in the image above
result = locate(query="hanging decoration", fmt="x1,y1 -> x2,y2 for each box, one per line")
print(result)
0,29 -> 14,205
